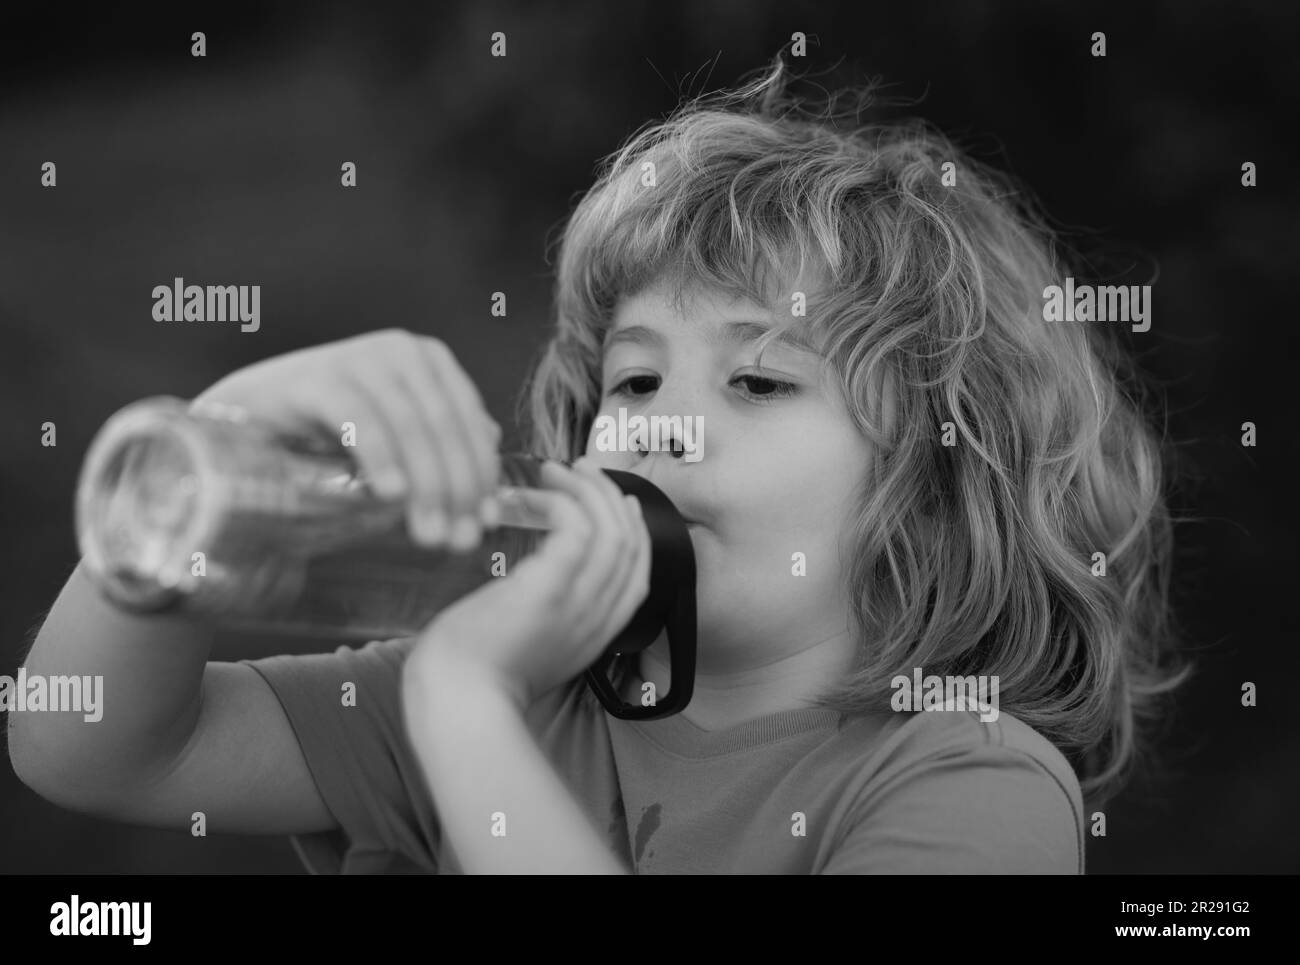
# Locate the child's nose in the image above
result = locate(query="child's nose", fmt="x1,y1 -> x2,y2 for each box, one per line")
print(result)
628,374 -> 708,466
635,432 -> 687,458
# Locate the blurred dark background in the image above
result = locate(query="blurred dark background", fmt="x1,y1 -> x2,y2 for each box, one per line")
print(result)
1,0 -> 1296,873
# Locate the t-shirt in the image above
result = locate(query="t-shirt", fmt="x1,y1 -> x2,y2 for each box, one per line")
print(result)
241,637 -> 1086,874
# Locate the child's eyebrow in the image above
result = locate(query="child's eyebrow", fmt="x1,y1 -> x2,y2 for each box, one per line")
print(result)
603,320 -> 817,355
719,320 -> 818,354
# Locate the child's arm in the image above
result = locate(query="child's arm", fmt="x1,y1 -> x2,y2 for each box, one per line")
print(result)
401,458 -> 651,874
9,559 -> 336,834
403,654 -> 628,874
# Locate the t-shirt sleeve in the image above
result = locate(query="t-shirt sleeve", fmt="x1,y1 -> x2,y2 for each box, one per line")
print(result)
818,715 -> 1085,875
241,636 -> 442,874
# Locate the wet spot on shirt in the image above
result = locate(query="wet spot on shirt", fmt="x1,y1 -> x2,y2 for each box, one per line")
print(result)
633,803 -> 662,864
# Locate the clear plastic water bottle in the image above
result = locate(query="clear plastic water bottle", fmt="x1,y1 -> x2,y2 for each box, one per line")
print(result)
74,395 -> 555,640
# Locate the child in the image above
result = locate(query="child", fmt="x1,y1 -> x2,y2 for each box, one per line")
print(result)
10,57 -> 1189,874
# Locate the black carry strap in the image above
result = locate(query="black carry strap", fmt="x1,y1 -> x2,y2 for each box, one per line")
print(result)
585,467 -> 697,719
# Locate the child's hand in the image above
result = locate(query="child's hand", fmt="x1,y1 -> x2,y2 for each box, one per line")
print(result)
406,458 -> 652,710
187,328 -> 502,549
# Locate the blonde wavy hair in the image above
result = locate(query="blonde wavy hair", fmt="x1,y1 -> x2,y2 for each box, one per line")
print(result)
517,56 -> 1192,808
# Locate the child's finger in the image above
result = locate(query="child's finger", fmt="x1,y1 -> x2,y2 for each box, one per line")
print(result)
512,462 -> 639,631
598,494 -> 653,641
516,465 -> 593,581
389,359 -> 485,545
572,456 -> 634,524
380,345 -> 481,541
340,363 -> 453,545
571,457 -> 637,554
565,463 -> 648,639
561,460 -> 640,607
413,337 -> 502,520
522,461 -> 632,644
294,373 -> 410,498
580,491 -> 651,645
382,368 -> 459,533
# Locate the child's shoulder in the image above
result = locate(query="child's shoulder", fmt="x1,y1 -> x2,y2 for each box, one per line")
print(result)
823,708 -> 1088,873
850,707 -> 1085,857
873,706 -> 1081,802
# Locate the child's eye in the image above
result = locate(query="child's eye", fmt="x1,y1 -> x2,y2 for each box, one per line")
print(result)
607,375 -> 660,398
731,374 -> 797,403
605,373 -> 797,403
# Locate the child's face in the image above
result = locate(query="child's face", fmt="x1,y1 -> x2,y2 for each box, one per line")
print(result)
585,277 -> 877,671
